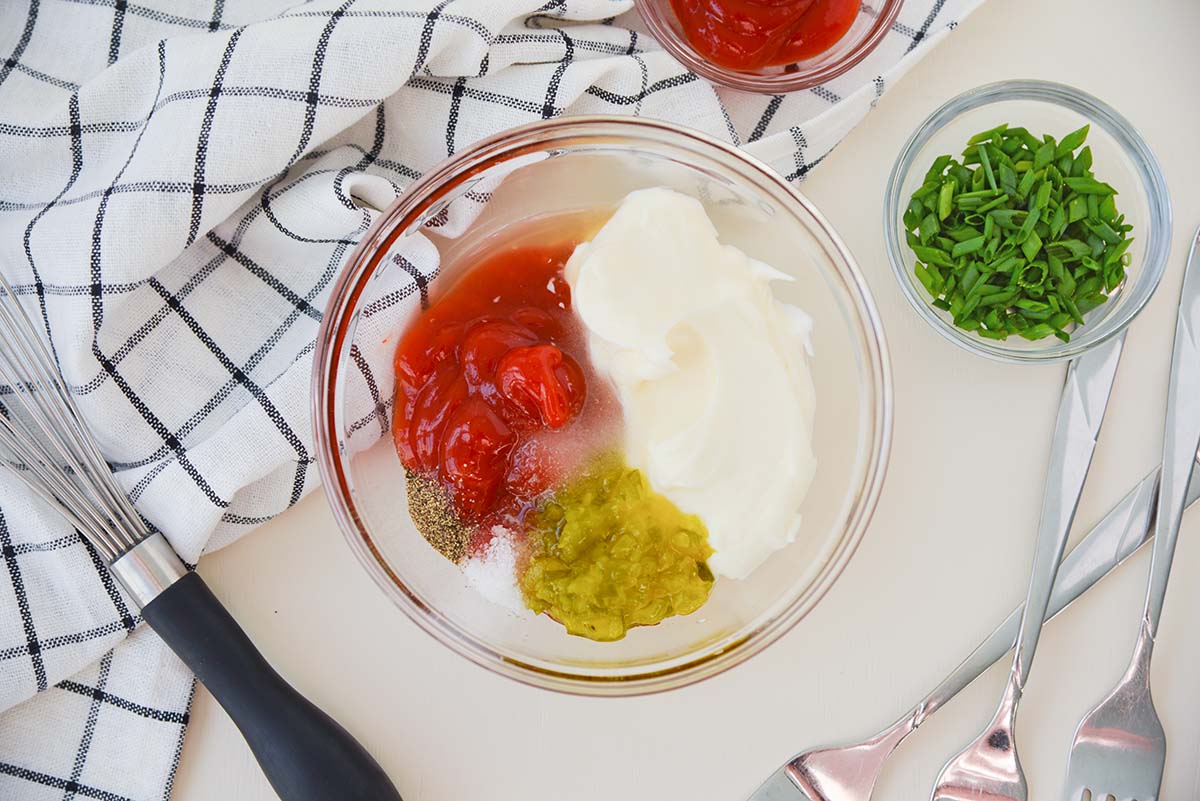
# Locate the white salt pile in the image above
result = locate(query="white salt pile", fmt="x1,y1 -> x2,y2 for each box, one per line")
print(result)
462,526 -> 528,615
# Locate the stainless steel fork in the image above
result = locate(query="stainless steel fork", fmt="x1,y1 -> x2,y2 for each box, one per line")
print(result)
747,333 -> 1128,801
1061,226 -> 1200,801
929,332 -> 1125,801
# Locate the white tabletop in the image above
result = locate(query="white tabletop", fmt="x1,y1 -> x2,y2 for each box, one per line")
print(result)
172,1 -> 1200,798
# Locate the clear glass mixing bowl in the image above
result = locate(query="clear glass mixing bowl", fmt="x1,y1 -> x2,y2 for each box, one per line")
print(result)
313,116 -> 892,695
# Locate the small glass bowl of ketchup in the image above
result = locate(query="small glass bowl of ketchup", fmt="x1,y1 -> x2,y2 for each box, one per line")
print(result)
636,0 -> 904,93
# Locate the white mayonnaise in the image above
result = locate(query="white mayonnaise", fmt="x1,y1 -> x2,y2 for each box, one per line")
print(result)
565,188 -> 817,580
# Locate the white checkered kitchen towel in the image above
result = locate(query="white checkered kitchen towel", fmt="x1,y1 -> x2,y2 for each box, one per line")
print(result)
0,1 -> 980,798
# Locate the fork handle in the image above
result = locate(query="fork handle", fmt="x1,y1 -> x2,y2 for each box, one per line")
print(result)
1009,333 -> 1124,689
142,571 -> 404,801
1144,227 -> 1200,638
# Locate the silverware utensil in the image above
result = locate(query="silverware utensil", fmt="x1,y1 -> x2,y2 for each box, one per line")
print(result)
929,332 -> 1124,801
747,452 -> 1200,801
0,271 -> 403,801
1061,225 -> 1200,801
749,334 -> 1127,801
749,413 -> 1200,801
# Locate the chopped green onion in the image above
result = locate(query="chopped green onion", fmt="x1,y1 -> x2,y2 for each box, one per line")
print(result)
924,154 -> 953,184
1055,125 -> 1089,158
977,144 -> 998,191
938,177 -> 956,221
904,123 -> 1133,342
1064,176 -> 1117,195
951,236 -> 986,258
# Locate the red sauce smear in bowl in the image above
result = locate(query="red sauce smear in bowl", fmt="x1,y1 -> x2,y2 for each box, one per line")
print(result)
392,241 -> 614,529
668,0 -> 861,70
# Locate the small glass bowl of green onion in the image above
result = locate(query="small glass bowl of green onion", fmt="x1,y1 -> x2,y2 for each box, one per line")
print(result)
884,80 -> 1172,363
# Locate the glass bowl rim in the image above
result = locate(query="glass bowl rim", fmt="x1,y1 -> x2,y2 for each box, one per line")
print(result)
633,0 -> 906,94
883,79 -> 1173,365
312,115 -> 894,696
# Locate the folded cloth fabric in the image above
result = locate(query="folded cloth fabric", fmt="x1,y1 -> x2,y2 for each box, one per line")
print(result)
0,1 -> 979,798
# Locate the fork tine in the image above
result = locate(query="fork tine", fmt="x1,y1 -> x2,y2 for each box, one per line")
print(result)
1063,783 -> 1088,801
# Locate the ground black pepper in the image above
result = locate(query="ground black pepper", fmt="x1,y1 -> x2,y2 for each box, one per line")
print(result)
406,471 -> 470,564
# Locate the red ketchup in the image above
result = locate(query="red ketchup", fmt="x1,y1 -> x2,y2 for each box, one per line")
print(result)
392,242 -> 609,528
668,0 -> 861,70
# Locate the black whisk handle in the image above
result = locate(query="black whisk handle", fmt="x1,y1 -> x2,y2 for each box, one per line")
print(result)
141,572 -> 403,801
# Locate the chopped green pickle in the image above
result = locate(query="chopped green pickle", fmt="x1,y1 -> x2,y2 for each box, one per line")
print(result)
520,459 -> 714,642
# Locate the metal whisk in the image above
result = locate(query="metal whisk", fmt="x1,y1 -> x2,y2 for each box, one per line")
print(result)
0,271 -> 185,601
0,272 -> 402,801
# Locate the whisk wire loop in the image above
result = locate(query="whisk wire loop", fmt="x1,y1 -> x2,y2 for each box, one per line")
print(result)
0,292 -> 145,535
0,271 -> 146,562
0,412 -> 127,556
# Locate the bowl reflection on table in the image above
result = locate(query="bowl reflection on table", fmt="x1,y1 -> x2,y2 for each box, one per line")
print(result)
313,117 -> 892,695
